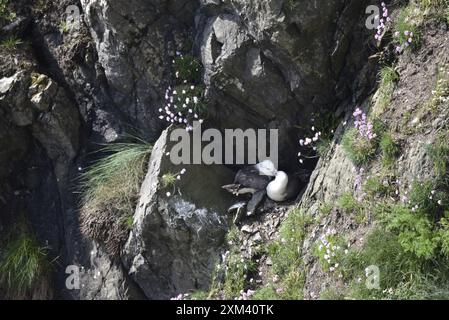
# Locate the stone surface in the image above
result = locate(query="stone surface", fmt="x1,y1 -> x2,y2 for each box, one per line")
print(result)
123,127 -> 235,299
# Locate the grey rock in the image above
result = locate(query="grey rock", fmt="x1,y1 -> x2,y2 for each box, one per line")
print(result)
123,127 -> 235,299
0,71 -> 33,126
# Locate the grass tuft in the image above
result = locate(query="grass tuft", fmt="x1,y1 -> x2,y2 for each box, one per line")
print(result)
376,66 -> 399,113
0,0 -> 15,25
174,55 -> 203,84
0,222 -> 52,300
79,139 -> 152,257
342,128 -> 378,166
1,36 -> 22,51
255,208 -> 311,300
380,133 -> 400,168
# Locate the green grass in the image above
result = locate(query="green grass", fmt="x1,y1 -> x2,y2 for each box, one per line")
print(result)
316,137 -> 332,157
386,205 -> 438,259
393,4 -> 423,52
161,172 -> 177,189
252,286 -> 279,300
254,208 -> 311,300
1,36 -> 22,50
376,67 -> 399,113
409,180 -> 448,216
318,202 -> 333,216
172,84 -> 207,117
338,193 -> 363,215
342,174 -> 449,300
342,228 -> 449,299
221,227 -> 257,299
79,139 -> 152,257
0,0 -> 15,25
174,55 -> 203,84
341,128 -> 378,166
188,290 -> 210,300
427,131 -> 449,179
314,233 -> 346,272
364,175 -> 395,199
427,64 -> 449,110
59,21 -> 69,34
417,0 -> 449,9
0,223 -> 51,299
380,133 -> 399,168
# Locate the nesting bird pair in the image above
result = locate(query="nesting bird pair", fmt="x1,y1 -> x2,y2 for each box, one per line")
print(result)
222,160 -> 300,223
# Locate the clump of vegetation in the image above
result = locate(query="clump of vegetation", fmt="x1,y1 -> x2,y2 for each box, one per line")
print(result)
222,251 -> 256,299
342,228 -> 449,299
252,208 -> 311,300
338,193 -> 363,214
173,54 -> 203,83
0,221 -> 52,300
427,64 -> 449,110
0,0 -> 15,25
376,66 -> 399,113
297,112 -> 340,164
427,132 -> 449,179
342,128 -> 377,166
343,167 -> 449,299
161,172 -> 177,189
386,205 -> 437,259
342,108 -> 383,166
380,133 -> 400,167
209,227 -> 257,300
364,175 -> 395,199
417,0 -> 449,10
79,139 -> 152,257
314,229 -> 346,273
393,3 -> 423,52
160,54 -> 206,131
1,36 -> 22,51
318,202 -> 333,216
59,21 -> 69,34
160,168 -> 187,197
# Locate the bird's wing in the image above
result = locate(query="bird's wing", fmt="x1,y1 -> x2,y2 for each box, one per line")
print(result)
234,167 -> 272,189
247,189 -> 266,216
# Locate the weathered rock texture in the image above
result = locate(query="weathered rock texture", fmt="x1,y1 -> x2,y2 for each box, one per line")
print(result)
123,128 -> 235,299
299,24 -> 449,299
0,0 -> 376,300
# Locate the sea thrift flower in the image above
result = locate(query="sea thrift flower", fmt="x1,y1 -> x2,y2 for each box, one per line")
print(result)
353,108 -> 377,140
159,54 -> 205,130
374,2 -> 391,43
298,126 -> 326,164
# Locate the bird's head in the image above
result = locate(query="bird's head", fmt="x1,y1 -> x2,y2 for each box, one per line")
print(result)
256,159 -> 278,177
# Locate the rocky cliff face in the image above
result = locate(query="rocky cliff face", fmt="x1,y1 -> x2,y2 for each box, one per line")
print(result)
2,0 -> 446,300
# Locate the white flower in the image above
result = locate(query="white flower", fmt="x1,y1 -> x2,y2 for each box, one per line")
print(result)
180,168 -> 187,175
166,192 -> 171,197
